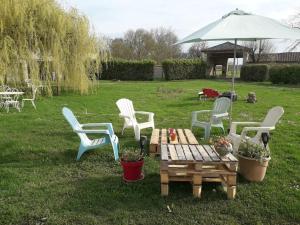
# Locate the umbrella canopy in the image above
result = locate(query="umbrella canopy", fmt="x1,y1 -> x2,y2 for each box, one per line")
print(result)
176,9 -> 300,44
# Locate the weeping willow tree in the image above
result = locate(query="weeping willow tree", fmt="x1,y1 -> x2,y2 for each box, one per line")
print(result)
0,0 -> 108,94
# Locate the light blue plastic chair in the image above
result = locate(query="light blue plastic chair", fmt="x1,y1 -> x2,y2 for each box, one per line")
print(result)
191,97 -> 231,139
62,107 -> 119,160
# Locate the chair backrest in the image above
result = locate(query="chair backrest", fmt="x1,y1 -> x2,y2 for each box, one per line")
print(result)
210,97 -> 231,124
25,79 -> 32,87
253,106 -> 284,142
0,85 -> 9,92
62,107 -> 87,141
62,107 -> 81,130
212,97 -> 231,114
261,106 -> 284,128
116,98 -> 137,123
9,88 -> 20,101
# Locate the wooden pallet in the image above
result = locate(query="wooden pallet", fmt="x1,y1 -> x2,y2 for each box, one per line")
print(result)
150,128 -> 198,156
160,144 -> 238,199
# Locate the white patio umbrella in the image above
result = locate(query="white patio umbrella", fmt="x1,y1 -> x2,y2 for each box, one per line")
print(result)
176,9 -> 300,124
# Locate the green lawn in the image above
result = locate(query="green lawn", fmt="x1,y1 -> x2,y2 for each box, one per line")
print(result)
1,80 -> 299,225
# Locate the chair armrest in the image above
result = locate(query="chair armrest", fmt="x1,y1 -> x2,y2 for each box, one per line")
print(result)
229,121 -> 261,134
192,110 -> 211,121
232,122 -> 261,126
81,123 -> 111,127
192,110 -> 211,115
81,123 -> 115,136
119,113 -> 131,119
135,111 -> 154,115
212,112 -> 229,119
135,111 -> 154,121
241,126 -> 275,139
74,129 -> 110,134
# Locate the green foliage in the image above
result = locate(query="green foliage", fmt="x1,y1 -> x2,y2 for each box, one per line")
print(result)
110,27 -> 181,63
238,140 -> 270,161
0,0 -> 106,94
121,148 -> 144,162
100,59 -> 155,80
240,64 -> 269,81
269,64 -> 300,84
162,59 -> 207,80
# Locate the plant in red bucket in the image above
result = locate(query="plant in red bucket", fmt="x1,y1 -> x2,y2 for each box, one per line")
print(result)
121,148 -> 144,182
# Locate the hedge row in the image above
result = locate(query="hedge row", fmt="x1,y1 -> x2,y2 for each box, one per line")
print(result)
162,59 -> 207,80
100,59 -> 155,80
269,64 -> 300,84
240,64 -> 269,81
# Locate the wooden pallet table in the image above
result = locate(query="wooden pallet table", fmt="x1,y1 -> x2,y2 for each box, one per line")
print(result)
150,128 -> 198,156
160,144 -> 238,199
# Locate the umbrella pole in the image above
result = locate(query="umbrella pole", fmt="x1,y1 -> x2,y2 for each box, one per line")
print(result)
229,39 -> 237,126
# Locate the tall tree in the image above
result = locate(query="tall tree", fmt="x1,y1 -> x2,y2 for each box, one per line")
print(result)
243,40 -> 275,63
109,27 -> 181,63
124,29 -> 155,60
188,42 -> 208,59
110,38 -> 132,59
0,0 -> 106,94
151,27 -> 181,63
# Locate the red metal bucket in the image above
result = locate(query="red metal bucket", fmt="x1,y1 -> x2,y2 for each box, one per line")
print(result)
121,159 -> 144,182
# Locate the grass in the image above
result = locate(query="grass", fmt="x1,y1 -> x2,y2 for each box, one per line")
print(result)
0,80 -> 299,225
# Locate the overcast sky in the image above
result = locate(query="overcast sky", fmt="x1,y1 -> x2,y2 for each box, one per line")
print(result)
58,0 -> 300,52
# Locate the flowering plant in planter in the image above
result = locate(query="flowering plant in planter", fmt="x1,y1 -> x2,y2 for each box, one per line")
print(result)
121,148 -> 144,162
238,140 -> 271,182
238,140 -> 270,162
212,136 -> 233,157
121,148 -> 144,182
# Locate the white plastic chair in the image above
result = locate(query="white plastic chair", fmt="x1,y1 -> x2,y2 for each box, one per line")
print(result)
62,107 -> 119,160
116,98 -> 155,141
25,79 -> 32,87
191,97 -> 231,139
4,88 -> 21,113
227,106 -> 284,153
22,86 -> 38,109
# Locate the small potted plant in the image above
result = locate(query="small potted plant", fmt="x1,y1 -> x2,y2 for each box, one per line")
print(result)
212,136 -> 233,157
238,140 -> 271,182
121,148 -> 144,182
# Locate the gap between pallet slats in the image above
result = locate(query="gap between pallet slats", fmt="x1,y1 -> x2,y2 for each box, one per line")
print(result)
168,145 -> 178,160
203,145 -> 220,161
175,145 -> 186,160
189,145 -> 203,161
196,145 -> 212,161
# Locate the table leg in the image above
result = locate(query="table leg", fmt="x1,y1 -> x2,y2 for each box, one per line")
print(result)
193,174 -> 202,198
160,171 -> 169,196
226,175 -> 237,199
227,186 -> 236,199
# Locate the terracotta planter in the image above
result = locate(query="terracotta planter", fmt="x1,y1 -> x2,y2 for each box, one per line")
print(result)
121,159 -> 144,182
238,154 -> 270,182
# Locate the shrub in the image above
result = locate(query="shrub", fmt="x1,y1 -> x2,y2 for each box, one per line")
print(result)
162,59 -> 207,80
269,64 -> 300,84
100,59 -> 156,81
240,64 -> 269,81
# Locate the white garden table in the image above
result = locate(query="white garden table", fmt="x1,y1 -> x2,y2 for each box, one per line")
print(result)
0,91 -> 24,95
